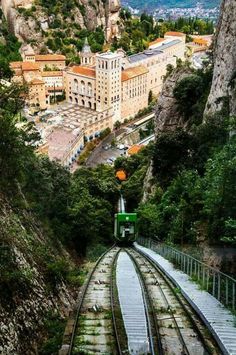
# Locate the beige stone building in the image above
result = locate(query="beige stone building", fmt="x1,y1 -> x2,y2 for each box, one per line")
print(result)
10,46 -> 66,110
37,105 -> 113,167
21,45 -> 66,70
121,66 -> 149,119
10,61 -> 48,109
66,66 -> 96,110
65,32 -> 186,121
96,51 -> 123,122
28,78 -> 47,109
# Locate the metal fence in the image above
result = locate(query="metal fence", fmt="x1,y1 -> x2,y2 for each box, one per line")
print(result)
137,237 -> 236,311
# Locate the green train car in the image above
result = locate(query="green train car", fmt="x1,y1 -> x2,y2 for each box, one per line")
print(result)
114,212 -> 138,244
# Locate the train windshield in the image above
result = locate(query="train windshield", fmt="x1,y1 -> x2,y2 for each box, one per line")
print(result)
120,222 -> 134,237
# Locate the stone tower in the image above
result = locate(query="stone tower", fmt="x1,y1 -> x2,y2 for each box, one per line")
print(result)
95,51 -> 122,123
80,38 -> 95,66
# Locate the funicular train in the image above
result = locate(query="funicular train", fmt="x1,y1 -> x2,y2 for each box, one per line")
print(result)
114,170 -> 138,245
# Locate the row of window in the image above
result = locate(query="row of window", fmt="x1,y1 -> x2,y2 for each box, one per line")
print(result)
97,59 -> 121,70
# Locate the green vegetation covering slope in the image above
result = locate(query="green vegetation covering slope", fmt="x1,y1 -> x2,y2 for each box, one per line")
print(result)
0,13 -> 22,78
132,64 -> 236,246
113,10 -> 214,54
14,0 -> 106,62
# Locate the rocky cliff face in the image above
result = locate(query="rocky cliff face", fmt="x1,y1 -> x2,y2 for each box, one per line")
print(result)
205,0 -> 236,117
0,0 -> 121,49
154,67 -> 193,134
0,197 -> 78,354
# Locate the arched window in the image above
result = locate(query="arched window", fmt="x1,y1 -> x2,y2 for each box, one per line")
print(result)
87,82 -> 92,96
69,96 -> 73,102
81,80 -> 85,95
105,61 -> 108,69
81,99 -> 85,106
88,101 -> 92,109
94,103 -> 96,110
74,78 -> 78,92
75,97 -> 78,104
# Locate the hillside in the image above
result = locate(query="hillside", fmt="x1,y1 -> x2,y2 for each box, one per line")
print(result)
0,0 -> 121,60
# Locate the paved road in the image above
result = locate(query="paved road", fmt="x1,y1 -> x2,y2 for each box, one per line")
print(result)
86,128 -> 127,168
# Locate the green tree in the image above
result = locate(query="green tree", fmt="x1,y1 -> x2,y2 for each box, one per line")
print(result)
203,139 -> 236,242
173,74 -> 205,120
152,129 -> 196,187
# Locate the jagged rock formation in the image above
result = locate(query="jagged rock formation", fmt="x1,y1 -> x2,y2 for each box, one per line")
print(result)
0,197 -> 77,354
205,0 -> 236,117
154,67 -> 193,134
0,0 -> 121,48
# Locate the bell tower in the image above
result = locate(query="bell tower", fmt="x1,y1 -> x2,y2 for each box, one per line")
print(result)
80,38 -> 95,66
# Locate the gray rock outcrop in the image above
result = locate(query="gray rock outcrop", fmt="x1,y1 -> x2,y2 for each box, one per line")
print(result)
205,0 -> 236,117
154,67 -> 193,134
0,0 -> 121,48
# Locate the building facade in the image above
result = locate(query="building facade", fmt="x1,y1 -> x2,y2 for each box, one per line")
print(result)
65,32 -> 186,122
10,46 -> 66,110
11,32 -> 186,121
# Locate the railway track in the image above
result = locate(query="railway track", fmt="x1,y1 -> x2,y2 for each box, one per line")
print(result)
64,246 -> 221,355
128,247 -> 220,355
68,246 -> 121,355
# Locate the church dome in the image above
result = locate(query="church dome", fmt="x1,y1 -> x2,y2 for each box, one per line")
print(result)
81,38 -> 91,54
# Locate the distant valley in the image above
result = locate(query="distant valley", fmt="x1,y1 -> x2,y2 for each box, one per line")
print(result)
121,0 -> 221,11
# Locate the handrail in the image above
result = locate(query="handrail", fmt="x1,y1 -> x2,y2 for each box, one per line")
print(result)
137,237 -> 236,311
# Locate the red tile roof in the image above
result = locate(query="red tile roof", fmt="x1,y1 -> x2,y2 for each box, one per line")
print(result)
71,66 -> 96,78
193,38 -> 208,45
122,66 -> 148,82
128,145 -> 144,155
10,61 -> 22,69
149,38 -> 165,47
21,62 -> 40,71
165,31 -> 186,37
35,54 -> 66,61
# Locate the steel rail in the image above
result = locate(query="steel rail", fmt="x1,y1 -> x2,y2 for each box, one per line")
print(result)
134,246 -> 212,355
132,248 -> 190,355
126,249 -> 163,355
110,249 -> 123,355
68,244 -> 118,355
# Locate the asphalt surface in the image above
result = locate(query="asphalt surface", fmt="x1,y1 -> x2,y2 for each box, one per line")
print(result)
86,128 -> 128,168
